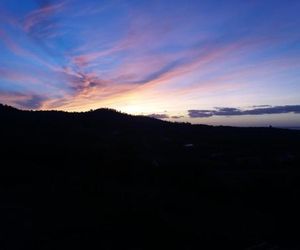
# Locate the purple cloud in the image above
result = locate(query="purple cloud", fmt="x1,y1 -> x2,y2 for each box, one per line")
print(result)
188,105 -> 300,118
0,91 -> 47,109
147,113 -> 169,119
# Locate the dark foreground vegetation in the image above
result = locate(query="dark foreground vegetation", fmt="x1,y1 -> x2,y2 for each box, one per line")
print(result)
1,103 -> 300,249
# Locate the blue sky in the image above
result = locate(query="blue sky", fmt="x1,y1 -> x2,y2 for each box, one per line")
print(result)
0,0 -> 300,126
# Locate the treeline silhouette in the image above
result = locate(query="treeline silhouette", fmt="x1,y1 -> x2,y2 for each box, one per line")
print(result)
1,103 -> 300,250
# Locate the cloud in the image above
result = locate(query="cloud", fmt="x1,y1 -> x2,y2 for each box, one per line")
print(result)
0,91 -> 47,109
23,1 -> 65,33
21,0 -> 68,61
15,94 -> 46,109
132,59 -> 186,84
188,105 -> 300,118
188,110 -> 214,118
171,115 -> 184,119
64,70 -> 107,94
1,0 -> 300,113
147,113 -> 169,119
243,106 -> 300,115
252,105 -> 272,108
0,67 -> 40,84
0,29 -> 27,56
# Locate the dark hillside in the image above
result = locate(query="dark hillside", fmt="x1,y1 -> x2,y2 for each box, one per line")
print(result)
1,103 -> 300,250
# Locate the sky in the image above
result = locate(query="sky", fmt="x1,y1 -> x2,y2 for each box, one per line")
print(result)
0,0 -> 300,126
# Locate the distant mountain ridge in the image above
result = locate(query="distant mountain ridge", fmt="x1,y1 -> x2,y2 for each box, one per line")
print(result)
0,103 -> 169,124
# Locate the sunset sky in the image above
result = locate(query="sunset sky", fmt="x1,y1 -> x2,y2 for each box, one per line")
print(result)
0,0 -> 300,126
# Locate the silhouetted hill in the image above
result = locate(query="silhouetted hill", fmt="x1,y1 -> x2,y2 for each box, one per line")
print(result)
1,104 -> 300,250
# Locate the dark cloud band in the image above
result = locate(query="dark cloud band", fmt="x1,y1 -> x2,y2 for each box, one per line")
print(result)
147,113 -> 169,119
188,105 -> 300,118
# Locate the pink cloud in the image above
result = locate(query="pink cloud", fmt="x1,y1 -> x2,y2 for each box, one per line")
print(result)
0,91 -> 47,109
40,38 -> 265,111
23,1 -> 66,32
0,67 -> 41,84
0,29 -> 28,56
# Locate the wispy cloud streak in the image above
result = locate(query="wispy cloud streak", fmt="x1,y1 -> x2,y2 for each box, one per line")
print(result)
23,1 -> 65,33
